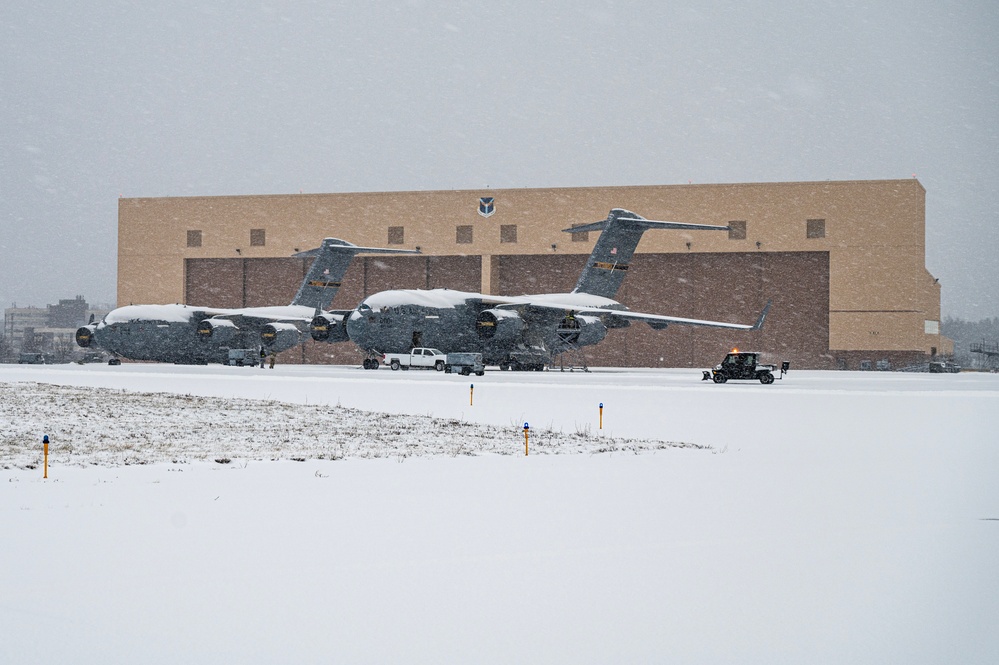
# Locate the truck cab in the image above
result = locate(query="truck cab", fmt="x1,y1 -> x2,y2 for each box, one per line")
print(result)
383,347 -> 448,371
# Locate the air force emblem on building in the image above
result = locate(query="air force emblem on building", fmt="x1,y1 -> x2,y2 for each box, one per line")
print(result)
478,197 -> 496,217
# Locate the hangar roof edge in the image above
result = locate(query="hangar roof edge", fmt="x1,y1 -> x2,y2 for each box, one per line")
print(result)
117,178 -> 925,204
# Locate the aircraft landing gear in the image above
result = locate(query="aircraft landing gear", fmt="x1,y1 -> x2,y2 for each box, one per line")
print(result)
500,359 -> 546,372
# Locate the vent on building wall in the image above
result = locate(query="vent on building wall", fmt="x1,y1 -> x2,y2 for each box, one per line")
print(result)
807,219 -> 826,238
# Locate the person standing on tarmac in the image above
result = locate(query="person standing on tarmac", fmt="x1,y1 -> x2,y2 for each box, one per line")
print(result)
259,346 -> 266,368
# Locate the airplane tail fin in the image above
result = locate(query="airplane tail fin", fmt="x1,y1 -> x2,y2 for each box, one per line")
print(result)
291,239 -> 420,309
565,209 -> 730,299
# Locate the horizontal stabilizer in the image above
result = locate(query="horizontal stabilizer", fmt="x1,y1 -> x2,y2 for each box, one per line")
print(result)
293,238 -> 421,258
563,219 -> 730,234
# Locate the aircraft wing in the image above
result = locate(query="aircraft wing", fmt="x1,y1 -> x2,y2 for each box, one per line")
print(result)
497,299 -> 771,332
584,301 -> 770,331
206,305 -> 317,329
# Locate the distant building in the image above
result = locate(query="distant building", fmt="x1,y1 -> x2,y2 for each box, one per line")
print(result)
3,296 -> 109,361
48,295 -> 90,328
116,180 -> 953,369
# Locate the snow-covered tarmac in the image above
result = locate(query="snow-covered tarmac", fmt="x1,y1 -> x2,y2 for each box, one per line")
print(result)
2,363 -> 997,663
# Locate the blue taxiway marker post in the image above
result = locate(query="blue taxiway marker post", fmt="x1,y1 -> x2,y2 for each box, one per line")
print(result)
470,384 -> 474,406
523,422 -> 530,456
43,434 -> 49,478
599,403 -> 604,430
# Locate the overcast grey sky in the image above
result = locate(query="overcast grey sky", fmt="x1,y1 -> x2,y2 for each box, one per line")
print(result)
2,1 -> 997,319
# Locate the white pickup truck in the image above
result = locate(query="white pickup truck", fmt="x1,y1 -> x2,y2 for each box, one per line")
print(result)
382,347 -> 448,371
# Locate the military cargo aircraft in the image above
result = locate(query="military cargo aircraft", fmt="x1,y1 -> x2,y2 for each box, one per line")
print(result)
76,239 -> 418,364
342,209 -> 771,370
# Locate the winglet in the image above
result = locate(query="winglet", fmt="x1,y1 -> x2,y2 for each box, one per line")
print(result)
751,300 -> 772,331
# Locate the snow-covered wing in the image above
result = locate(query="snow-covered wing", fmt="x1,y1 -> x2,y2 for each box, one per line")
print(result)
586,305 -> 768,330
207,305 -> 317,328
497,299 -> 771,331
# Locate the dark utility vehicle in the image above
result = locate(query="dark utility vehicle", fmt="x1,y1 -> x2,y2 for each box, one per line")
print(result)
704,351 -> 789,384
444,352 -> 485,376
18,352 -> 55,364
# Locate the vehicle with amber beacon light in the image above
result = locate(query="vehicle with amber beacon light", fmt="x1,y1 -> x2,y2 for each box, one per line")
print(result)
704,349 -> 789,384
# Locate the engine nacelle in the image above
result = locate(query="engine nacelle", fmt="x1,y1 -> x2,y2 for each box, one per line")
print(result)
573,315 -> 608,346
260,322 -> 302,351
476,309 -> 524,343
310,312 -> 349,343
196,318 -> 239,344
556,314 -> 607,346
75,325 -> 97,348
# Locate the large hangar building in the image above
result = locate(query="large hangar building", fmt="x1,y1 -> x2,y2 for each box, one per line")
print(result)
117,179 -> 951,369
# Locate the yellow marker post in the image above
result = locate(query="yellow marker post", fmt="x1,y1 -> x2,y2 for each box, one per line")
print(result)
470,384 -> 474,406
43,434 -> 49,479
523,422 -> 529,456
599,402 -> 604,430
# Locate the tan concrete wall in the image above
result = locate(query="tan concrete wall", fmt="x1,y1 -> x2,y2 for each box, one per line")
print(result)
119,179 -> 948,365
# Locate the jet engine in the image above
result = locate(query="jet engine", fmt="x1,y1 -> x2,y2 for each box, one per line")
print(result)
476,309 -> 524,343
556,314 -> 607,346
310,312 -> 349,343
571,315 -> 607,346
75,324 -> 97,348
196,318 -> 239,344
260,322 -> 302,350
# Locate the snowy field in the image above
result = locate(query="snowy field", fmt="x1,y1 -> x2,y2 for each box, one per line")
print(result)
2,362 -> 997,664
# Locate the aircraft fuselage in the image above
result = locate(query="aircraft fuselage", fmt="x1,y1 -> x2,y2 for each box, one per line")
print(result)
79,304 -> 314,364
346,288 -> 615,367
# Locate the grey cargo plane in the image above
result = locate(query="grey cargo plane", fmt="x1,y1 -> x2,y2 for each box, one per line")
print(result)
76,239 -> 418,364
340,209 -> 770,370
